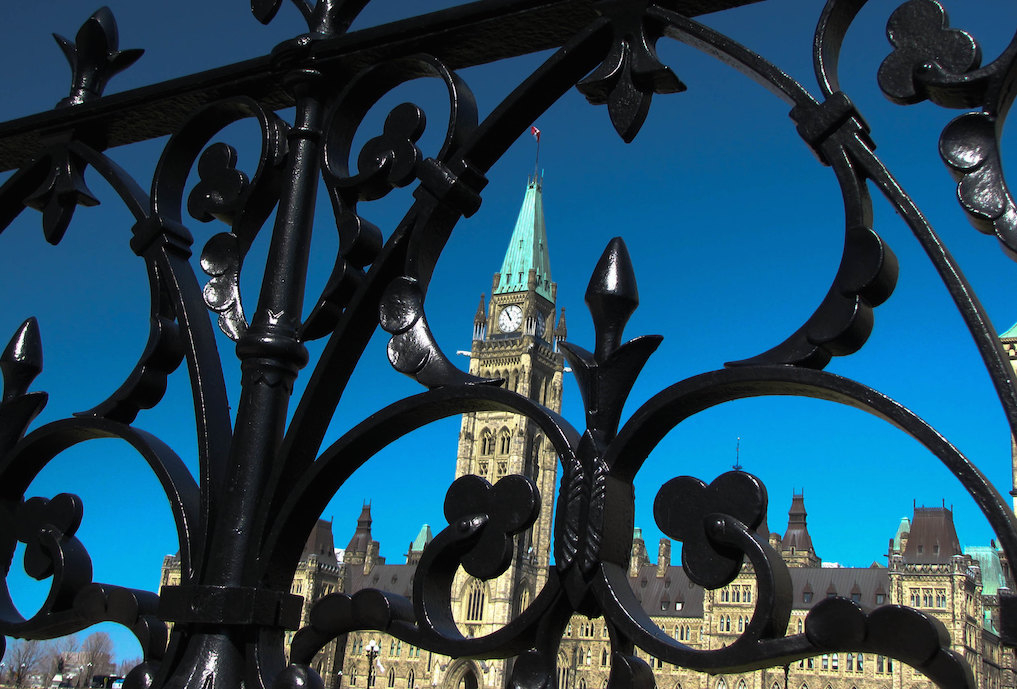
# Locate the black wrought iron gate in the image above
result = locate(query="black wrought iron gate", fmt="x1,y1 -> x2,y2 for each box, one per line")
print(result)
0,1 -> 1016,689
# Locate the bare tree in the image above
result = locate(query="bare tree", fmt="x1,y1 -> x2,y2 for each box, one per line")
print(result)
7,639 -> 48,688
43,635 -> 79,688
79,633 -> 114,686
116,659 -> 141,678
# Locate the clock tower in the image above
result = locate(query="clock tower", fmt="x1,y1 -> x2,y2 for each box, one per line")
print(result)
445,174 -> 566,689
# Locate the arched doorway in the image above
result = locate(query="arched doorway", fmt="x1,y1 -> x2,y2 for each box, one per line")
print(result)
442,660 -> 482,689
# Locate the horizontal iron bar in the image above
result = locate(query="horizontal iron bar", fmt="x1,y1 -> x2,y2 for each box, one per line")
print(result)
0,0 -> 757,172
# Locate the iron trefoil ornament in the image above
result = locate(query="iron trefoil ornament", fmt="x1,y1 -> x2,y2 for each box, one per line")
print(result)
0,1 -> 1016,689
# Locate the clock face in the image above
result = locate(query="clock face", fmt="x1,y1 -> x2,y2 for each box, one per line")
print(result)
498,304 -> 523,333
535,311 -> 546,337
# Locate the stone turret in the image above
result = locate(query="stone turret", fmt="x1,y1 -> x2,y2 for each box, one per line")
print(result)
344,503 -> 374,567
405,523 -> 432,565
781,492 -> 821,567
473,295 -> 487,341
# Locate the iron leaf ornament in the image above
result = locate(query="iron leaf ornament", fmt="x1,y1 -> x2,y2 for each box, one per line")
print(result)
577,0 -> 686,142
877,0 -> 982,107
877,0 -> 1017,258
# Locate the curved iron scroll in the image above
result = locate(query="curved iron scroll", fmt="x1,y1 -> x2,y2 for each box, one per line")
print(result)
0,2 -> 1014,689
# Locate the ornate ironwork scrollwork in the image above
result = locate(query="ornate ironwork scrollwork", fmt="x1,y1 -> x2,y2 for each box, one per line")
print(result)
0,2 -> 1016,689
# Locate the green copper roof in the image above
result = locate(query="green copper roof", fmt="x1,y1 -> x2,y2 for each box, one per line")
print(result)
892,517 -> 910,552
410,524 -> 432,552
1001,321 -> 1017,339
495,176 -> 553,301
965,546 -> 1007,596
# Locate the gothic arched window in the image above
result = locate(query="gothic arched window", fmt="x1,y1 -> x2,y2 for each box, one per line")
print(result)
466,580 -> 485,621
557,655 -> 569,689
516,588 -> 531,616
480,430 -> 494,455
717,679 -> 727,689
499,429 -> 511,454
408,671 -> 415,689
387,671 -> 395,688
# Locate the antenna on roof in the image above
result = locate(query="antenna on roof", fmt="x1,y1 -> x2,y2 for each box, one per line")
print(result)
732,436 -> 742,471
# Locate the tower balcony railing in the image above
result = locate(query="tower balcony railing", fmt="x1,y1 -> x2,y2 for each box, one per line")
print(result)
0,2 -> 1016,689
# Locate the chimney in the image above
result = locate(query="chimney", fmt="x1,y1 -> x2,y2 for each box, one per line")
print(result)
657,539 -> 671,577
365,541 -> 381,575
629,528 -> 648,578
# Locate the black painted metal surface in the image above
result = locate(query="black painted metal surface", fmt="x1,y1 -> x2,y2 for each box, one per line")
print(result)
0,1 -> 1015,689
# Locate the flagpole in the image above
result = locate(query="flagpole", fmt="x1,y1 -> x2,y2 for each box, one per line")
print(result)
534,135 -> 540,181
530,125 -> 541,183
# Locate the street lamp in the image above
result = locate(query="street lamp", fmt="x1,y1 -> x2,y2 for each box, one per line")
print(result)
365,640 -> 380,689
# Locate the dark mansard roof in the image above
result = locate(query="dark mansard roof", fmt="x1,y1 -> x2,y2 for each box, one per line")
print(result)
788,567 -> 889,610
302,518 -> 339,564
629,564 -> 705,618
903,507 -> 962,564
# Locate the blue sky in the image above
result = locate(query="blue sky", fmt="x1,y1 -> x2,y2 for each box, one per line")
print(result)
1,0 -> 1017,663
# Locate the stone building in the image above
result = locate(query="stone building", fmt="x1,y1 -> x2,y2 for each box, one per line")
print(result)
334,491 -> 1012,689
552,501 -> 1010,689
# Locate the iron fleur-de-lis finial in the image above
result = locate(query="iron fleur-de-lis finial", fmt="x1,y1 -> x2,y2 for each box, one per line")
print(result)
560,238 -> 661,441
252,0 -> 370,37
53,7 -> 143,108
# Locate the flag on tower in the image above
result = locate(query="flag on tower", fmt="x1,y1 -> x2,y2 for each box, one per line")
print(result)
530,125 -> 541,142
